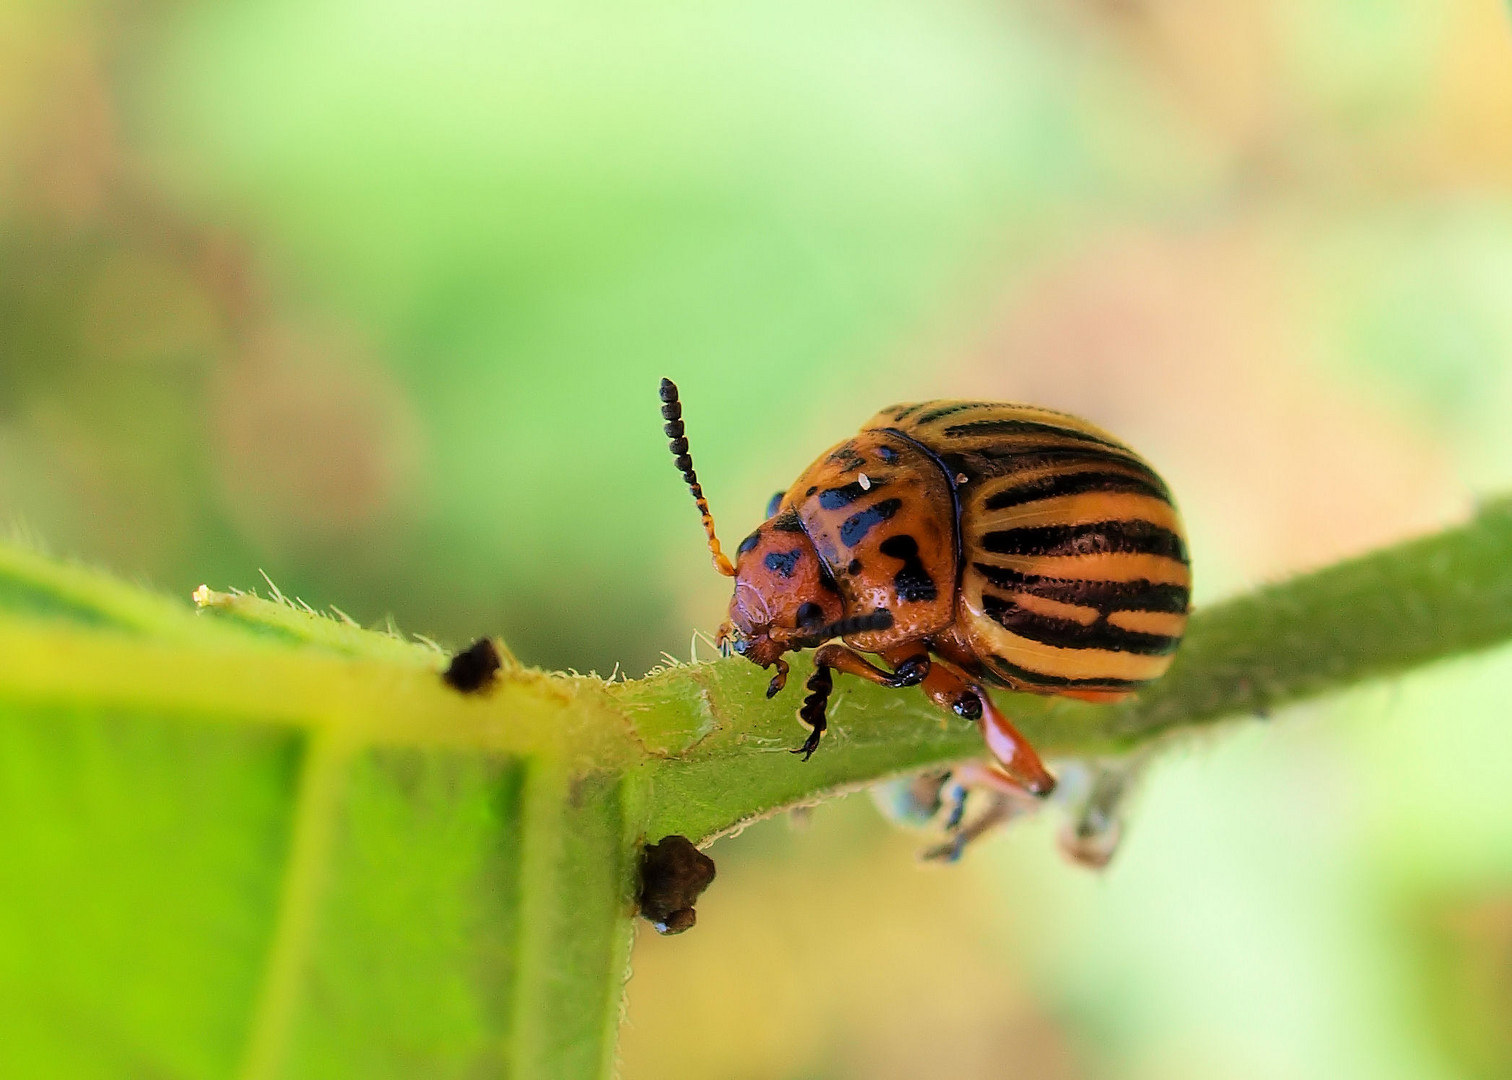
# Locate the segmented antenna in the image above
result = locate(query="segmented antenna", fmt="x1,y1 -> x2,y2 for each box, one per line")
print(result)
796,610 -> 894,648
660,378 -> 736,577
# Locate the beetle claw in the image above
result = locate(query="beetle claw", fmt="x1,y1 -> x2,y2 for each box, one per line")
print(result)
921,833 -> 968,863
790,728 -> 823,760
942,781 -> 969,832
765,657 -> 789,698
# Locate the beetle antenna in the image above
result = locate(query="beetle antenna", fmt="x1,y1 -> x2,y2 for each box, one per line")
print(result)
795,610 -> 894,648
660,378 -> 736,577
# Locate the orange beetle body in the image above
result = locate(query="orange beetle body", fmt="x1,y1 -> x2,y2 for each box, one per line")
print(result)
661,382 -> 1191,798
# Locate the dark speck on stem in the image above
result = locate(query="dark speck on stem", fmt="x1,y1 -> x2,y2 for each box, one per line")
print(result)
639,835 -> 717,935
443,638 -> 503,693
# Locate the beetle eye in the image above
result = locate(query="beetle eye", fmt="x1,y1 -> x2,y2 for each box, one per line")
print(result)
796,602 -> 824,628
732,638 -> 748,655
765,491 -> 785,518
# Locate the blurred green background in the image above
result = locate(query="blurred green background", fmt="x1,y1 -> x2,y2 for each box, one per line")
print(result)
3,0 -> 1512,1076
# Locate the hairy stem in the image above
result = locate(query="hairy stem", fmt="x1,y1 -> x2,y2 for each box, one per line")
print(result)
627,497 -> 1512,841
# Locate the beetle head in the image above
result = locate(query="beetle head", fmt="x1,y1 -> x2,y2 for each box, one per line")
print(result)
721,510 -> 843,667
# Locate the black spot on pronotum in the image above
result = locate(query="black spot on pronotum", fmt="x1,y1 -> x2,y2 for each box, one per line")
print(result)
818,478 -> 885,510
847,559 -> 862,575
876,444 -> 899,464
639,836 -> 717,936
796,601 -> 824,628
878,534 -> 937,603
839,498 -> 902,547
737,532 -> 762,555
764,549 -> 801,577
443,638 -> 503,693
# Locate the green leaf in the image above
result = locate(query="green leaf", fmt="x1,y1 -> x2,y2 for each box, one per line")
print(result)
3,497 -> 1512,1077
0,557 -> 639,1079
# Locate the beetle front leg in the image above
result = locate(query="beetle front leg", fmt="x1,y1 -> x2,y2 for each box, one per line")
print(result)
794,664 -> 831,760
792,644 -> 932,760
765,657 -> 789,698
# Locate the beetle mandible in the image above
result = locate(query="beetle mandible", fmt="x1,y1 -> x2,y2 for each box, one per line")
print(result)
658,378 -> 1191,797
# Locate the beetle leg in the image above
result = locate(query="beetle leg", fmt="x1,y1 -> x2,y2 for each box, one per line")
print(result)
793,663 -> 831,760
791,644 -> 932,760
923,789 -> 1025,863
909,762 -> 1047,861
1057,752 -> 1149,869
942,778 -> 969,832
819,644 -> 930,688
977,701 -> 1056,798
766,657 -> 789,698
913,659 -> 1056,798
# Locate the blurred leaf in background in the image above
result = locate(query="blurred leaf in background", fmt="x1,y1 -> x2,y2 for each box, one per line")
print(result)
1413,892 -> 1512,1080
4,0 -> 1512,1076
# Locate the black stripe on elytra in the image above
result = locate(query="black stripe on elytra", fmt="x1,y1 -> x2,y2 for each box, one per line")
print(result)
982,468 -> 1170,511
878,534 -> 937,603
764,549 -> 801,578
818,477 -> 887,510
981,594 -> 1180,656
888,404 -> 924,422
839,498 -> 902,547
973,562 -> 1189,613
986,654 -> 1143,692
940,417 -> 1131,450
915,403 -> 982,425
771,508 -> 806,532
981,519 -> 1188,562
940,448 -> 1134,486
974,446 -> 1143,473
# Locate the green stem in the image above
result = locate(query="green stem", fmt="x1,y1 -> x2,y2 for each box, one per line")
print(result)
625,496 -> 1512,841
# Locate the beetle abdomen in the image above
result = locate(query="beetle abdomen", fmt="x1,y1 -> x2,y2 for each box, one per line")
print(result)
866,401 -> 1191,695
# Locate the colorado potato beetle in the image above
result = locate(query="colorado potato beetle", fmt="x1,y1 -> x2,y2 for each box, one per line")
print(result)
659,379 -> 1190,798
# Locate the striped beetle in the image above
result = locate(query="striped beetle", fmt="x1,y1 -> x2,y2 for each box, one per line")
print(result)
659,379 -> 1191,799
